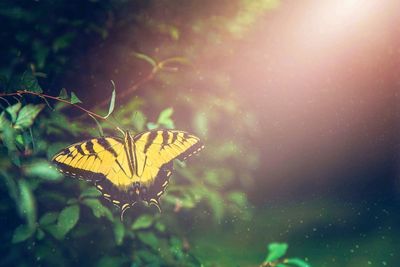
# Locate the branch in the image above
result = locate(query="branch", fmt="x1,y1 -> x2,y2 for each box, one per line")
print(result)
0,90 -> 121,130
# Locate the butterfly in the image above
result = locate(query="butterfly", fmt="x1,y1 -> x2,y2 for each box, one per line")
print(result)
52,129 -> 203,219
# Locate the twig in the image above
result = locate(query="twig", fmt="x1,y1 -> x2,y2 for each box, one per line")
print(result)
0,90 -> 121,130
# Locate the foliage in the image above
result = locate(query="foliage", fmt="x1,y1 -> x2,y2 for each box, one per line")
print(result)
0,1 -> 311,267
261,243 -> 310,267
0,83 -> 255,267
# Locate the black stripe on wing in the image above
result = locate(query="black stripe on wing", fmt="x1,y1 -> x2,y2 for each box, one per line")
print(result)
177,140 -> 204,161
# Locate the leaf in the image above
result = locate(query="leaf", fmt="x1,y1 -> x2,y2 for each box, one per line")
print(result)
58,88 -> 68,100
23,160 -> 63,181
155,221 -> 165,232
18,180 -> 36,227
82,198 -> 113,221
0,111 -> 10,130
284,258 -> 311,267
39,212 -> 59,226
14,104 -> 45,130
157,108 -> 174,124
227,191 -> 248,208
104,81 -> 116,118
0,118 -> 19,164
70,92 -> 82,104
146,122 -> 158,130
114,220 -> 125,245
12,224 -> 35,243
157,107 -> 174,129
133,52 -> 157,67
132,111 -> 146,132
48,205 -> 80,240
169,237 -> 184,259
131,214 -> 154,230
80,187 -> 102,198
137,232 -> 159,250
265,243 -> 289,263
5,102 -> 22,122
36,229 -> 45,240
207,191 -> 224,222
20,71 -> 42,93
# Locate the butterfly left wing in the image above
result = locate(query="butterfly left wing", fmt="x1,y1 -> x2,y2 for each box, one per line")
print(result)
132,130 -> 204,204
52,137 -> 135,209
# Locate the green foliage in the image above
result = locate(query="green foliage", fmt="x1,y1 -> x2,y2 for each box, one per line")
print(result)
47,204 -> 80,240
0,1 -> 311,267
132,214 -> 154,230
70,92 -> 82,104
262,243 -> 310,267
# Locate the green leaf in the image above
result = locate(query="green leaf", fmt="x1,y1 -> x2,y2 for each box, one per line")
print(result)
20,71 -> 42,93
58,88 -> 68,100
36,228 -> 45,240
114,220 -> 125,245
0,111 -> 10,130
39,212 -> 59,226
207,191 -> 224,222
132,111 -> 146,132
155,221 -> 165,232
48,205 -> 80,240
12,224 -> 35,243
52,32 -> 75,52
146,122 -> 158,130
133,52 -> 157,67
131,214 -> 154,230
18,180 -> 36,227
157,107 -> 174,129
227,191 -> 248,208
67,198 -> 78,205
265,243 -> 289,263
5,102 -> 22,122
70,92 -> 82,104
82,198 -> 113,221
137,232 -> 159,250
23,160 -> 63,181
169,237 -> 184,260
0,117 -> 19,164
104,81 -> 116,118
80,187 -> 102,198
14,104 -> 45,130
284,258 -> 311,267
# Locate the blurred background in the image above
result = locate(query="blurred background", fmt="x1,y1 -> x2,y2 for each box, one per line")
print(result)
1,1 -> 399,266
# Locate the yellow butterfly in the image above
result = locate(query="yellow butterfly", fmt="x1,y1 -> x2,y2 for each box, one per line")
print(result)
52,130 -> 203,218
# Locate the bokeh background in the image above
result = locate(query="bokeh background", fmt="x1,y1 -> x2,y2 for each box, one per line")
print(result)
1,1 -> 400,266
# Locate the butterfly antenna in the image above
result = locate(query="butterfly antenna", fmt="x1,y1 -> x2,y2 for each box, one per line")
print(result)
117,126 -> 125,136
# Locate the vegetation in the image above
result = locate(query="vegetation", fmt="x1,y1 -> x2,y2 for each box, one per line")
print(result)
0,1 -> 311,266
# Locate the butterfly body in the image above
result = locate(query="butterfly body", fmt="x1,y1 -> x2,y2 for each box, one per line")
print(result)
52,130 -> 203,215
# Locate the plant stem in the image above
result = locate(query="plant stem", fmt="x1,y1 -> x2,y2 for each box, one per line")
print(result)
0,90 -> 121,129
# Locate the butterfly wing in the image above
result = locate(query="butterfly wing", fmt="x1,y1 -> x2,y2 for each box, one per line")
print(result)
132,130 -> 204,203
52,137 -> 134,209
